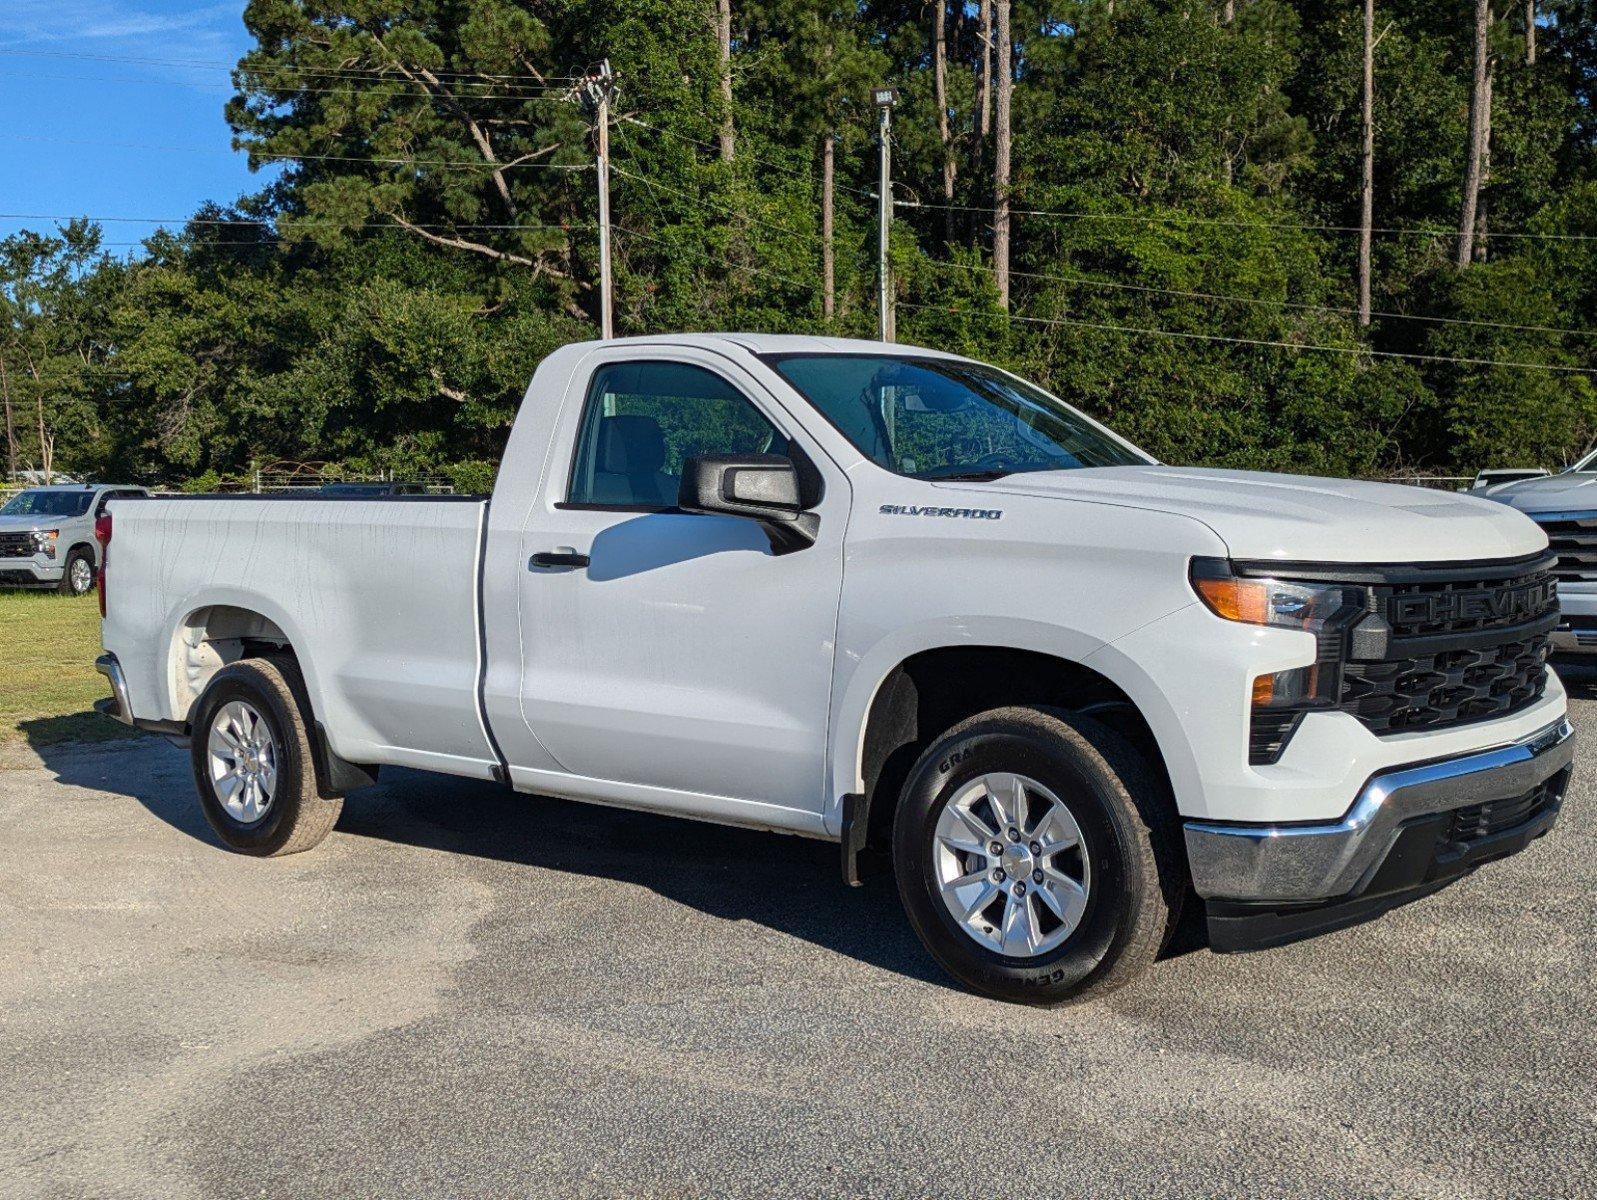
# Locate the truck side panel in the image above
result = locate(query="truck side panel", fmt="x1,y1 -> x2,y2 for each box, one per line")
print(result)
103,497 -> 499,779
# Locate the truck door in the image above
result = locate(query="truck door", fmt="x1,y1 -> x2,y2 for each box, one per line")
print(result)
512,347 -> 849,820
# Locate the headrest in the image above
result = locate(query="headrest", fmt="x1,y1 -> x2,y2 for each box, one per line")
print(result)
598,414 -> 667,475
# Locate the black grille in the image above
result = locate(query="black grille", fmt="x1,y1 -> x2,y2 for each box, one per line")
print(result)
0,532 -> 33,558
1532,514 -> 1597,583
1447,772 -> 1566,843
1337,558 -> 1557,736
1340,637 -> 1551,733
1379,565 -> 1558,638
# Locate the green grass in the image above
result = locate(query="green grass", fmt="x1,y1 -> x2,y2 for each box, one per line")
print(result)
0,590 -> 140,748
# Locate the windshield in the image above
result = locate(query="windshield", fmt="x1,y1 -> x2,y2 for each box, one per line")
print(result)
0,490 -> 94,518
765,354 -> 1150,479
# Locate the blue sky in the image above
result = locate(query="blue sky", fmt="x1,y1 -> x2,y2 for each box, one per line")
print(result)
0,1 -> 279,251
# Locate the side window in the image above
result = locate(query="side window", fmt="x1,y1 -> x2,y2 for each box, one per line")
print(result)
567,361 -> 786,508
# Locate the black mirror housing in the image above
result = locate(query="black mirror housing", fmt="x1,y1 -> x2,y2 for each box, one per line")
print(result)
679,454 -> 819,552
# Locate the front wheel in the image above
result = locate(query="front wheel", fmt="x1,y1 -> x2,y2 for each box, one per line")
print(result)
59,547 -> 95,595
190,658 -> 343,856
892,707 -> 1185,1006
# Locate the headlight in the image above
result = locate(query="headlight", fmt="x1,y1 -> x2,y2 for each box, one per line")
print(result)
1189,560 -> 1363,630
30,529 -> 59,559
1190,558 -> 1368,765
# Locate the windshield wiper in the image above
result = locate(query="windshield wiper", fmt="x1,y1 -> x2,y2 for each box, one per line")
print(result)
925,469 -> 1015,482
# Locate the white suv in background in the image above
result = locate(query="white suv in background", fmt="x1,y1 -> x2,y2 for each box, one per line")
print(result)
0,484 -> 148,594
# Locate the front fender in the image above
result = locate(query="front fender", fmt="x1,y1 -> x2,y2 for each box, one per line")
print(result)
824,614 -> 1189,837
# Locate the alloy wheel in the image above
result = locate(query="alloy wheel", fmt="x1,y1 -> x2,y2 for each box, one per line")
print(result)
932,772 -> 1091,957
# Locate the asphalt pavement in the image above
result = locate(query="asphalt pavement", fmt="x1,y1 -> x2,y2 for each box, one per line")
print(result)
4,674 -> 1596,1199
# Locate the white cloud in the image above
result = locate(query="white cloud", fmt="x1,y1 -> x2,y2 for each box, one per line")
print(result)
0,1 -> 245,87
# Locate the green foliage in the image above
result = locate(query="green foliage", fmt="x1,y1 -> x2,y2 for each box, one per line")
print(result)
4,0 -> 1594,488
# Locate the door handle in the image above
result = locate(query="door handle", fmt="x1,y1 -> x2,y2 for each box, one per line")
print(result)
529,548 -> 590,569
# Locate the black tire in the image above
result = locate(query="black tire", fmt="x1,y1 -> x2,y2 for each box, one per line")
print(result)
892,706 -> 1185,1006
189,658 -> 343,856
59,546 -> 96,595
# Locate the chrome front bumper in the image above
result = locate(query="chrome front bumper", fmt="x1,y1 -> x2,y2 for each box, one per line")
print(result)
1185,718 -> 1574,903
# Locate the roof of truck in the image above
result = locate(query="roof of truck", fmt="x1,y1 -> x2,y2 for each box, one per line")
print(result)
561,333 -> 964,359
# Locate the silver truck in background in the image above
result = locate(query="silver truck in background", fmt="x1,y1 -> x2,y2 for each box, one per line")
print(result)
0,484 -> 149,594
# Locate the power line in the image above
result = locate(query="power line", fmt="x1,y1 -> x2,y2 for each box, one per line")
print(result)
929,257 -> 1597,339
0,67 -> 572,103
0,212 -> 591,233
895,196 -> 1597,242
0,47 -> 589,85
896,301 -> 1597,376
0,133 -> 589,173
610,160 -> 1597,344
610,163 -> 828,250
614,225 -> 816,293
93,224 -> 595,247
623,118 -> 877,199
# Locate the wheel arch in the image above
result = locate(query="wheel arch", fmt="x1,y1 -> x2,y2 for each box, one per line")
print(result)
164,597 -> 307,725
166,595 -> 376,796
833,626 -> 1199,850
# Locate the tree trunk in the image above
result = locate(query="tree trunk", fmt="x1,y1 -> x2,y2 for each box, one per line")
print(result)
33,387 -> 51,484
0,355 -> 17,485
716,0 -> 735,162
822,132 -> 835,320
23,350 -> 51,483
979,0 -> 993,143
1358,0 -> 1375,325
1223,0 -> 1235,22
933,0 -> 956,243
1456,0 -> 1492,268
994,0 -> 1013,309
1475,70 -> 1492,262
1525,0 -> 1536,66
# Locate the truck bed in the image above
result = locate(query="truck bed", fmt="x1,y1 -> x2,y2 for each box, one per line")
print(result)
102,493 -> 502,780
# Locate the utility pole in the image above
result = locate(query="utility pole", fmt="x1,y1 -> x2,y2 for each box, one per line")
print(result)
873,86 -> 898,343
572,62 -> 618,339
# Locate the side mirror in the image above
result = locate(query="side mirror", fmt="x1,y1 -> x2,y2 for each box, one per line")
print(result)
678,454 -> 819,553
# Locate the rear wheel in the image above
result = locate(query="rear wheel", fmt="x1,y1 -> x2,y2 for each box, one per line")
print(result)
190,658 -> 342,856
892,706 -> 1184,1005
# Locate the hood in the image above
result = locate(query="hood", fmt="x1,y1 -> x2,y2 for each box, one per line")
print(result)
1480,471 -> 1597,516
0,514 -> 59,535
944,466 -> 1548,564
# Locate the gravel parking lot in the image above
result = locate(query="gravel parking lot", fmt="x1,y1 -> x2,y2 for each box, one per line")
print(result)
4,676 -> 1596,1200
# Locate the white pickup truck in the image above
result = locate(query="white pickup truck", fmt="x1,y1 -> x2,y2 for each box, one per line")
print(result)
95,334 -> 1573,1004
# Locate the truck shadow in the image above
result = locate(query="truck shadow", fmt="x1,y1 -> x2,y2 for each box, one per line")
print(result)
23,734 -> 955,990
